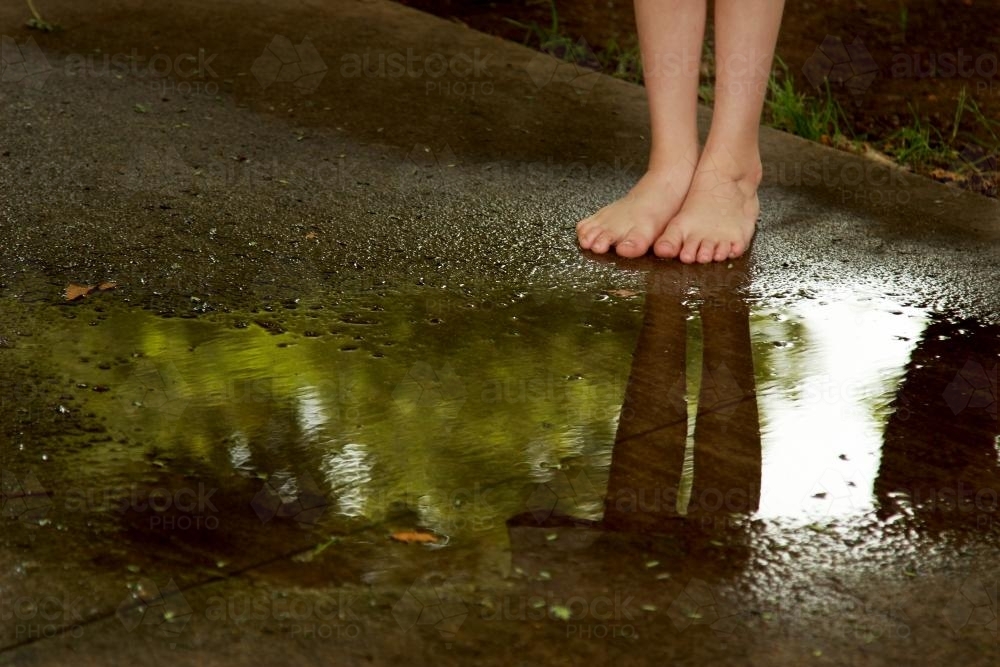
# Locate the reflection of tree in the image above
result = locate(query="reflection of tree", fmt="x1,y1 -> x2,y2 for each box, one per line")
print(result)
876,317 -> 1000,532
4,291 -> 640,545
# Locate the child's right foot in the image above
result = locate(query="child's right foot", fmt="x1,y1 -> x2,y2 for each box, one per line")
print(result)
576,153 -> 698,259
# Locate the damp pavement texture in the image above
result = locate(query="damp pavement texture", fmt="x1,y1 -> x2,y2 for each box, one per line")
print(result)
1,0 -> 999,665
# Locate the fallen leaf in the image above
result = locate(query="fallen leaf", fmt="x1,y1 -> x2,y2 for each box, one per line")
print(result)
929,168 -> 961,183
605,289 -> 639,298
98,281 -> 117,291
65,283 -> 94,301
390,530 -> 438,544
305,231 -> 318,240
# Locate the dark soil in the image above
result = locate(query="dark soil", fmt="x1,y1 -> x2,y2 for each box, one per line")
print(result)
394,0 -> 1000,196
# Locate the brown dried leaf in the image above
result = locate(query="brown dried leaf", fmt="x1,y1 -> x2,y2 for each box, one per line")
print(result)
65,283 -> 94,301
97,281 -> 117,291
929,168 -> 960,182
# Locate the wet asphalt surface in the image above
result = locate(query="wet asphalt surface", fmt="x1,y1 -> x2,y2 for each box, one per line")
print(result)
1,1 -> 999,665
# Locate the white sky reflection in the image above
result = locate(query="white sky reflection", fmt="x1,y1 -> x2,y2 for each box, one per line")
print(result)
753,296 -> 929,518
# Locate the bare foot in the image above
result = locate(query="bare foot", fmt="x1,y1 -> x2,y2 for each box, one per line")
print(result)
654,148 -> 762,263
577,153 -> 698,259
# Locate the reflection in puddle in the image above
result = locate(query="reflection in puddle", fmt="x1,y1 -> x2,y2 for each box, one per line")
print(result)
754,297 -> 929,518
0,292 -> 638,551
1,271 -> 996,556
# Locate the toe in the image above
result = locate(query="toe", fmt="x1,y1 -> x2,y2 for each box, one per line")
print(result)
713,243 -> 730,263
679,239 -> 701,264
697,242 -> 716,264
590,232 -> 614,254
654,224 -> 684,259
729,241 -> 746,258
578,223 -> 600,249
616,230 -> 653,258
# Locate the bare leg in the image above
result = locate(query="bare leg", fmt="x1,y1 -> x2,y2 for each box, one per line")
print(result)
577,0 -> 705,258
655,0 -> 785,263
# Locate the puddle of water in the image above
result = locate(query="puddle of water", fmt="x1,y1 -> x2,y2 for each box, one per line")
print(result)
1,277 -> 997,561
753,295 -> 930,519
0,290 -> 639,555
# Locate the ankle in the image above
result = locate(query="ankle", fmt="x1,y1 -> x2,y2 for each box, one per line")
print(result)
646,147 -> 700,181
648,132 -> 699,162
700,144 -> 763,187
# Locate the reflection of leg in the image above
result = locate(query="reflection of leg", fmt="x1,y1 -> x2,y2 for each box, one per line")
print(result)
603,277 -> 689,532
690,262 -> 761,516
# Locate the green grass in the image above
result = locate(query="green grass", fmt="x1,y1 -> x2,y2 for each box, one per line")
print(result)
765,59 -> 850,143
879,88 -> 1000,174
886,108 -> 954,170
506,0 -> 640,83
25,0 -> 59,31
954,89 -> 1000,147
505,1 -> 599,67
598,35 -> 643,84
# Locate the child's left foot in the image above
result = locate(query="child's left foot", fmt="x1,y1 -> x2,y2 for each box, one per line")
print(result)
654,148 -> 762,263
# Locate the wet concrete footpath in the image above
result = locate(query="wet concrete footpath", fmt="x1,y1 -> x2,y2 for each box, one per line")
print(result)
1,0 -> 998,664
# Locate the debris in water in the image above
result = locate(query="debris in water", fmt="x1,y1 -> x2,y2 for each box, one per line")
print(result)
390,530 -> 438,544
65,281 -> 117,301
605,289 -> 639,298
65,284 -> 93,301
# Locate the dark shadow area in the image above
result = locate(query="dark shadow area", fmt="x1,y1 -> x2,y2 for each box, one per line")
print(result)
876,316 -> 999,533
